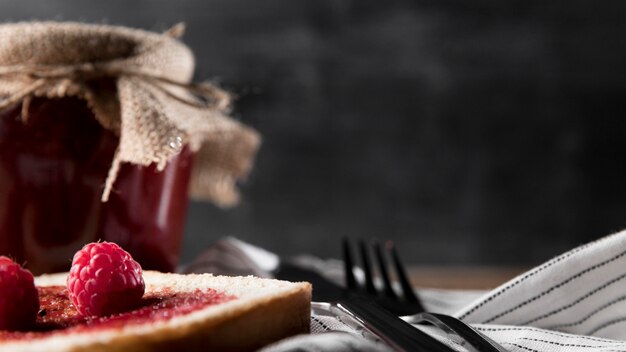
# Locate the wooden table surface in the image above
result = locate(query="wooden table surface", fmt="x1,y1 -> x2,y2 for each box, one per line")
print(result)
407,266 -> 528,290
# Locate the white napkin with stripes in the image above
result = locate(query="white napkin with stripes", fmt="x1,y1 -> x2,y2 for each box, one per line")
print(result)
190,229 -> 626,352
455,229 -> 626,352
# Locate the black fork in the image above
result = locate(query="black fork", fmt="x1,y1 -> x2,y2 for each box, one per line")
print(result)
343,238 -> 425,315
342,238 -> 509,352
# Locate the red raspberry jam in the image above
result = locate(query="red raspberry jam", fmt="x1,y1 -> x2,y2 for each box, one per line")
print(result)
0,286 -> 235,340
0,97 -> 193,274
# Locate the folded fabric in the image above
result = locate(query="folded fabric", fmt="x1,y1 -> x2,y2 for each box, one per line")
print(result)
460,230 -> 626,352
184,229 -> 626,352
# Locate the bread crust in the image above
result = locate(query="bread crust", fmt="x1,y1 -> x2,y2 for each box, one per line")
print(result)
2,271 -> 312,352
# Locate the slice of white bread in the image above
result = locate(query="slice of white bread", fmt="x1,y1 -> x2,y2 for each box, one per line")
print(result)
2,271 -> 312,352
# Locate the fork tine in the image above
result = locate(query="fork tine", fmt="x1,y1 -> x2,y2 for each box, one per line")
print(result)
387,240 -> 421,304
358,240 -> 377,294
373,240 -> 396,298
342,237 -> 358,290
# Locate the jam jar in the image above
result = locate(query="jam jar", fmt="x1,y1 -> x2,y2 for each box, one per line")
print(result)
0,97 -> 193,274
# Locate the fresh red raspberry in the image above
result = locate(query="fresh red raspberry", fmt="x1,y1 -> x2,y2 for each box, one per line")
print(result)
0,256 -> 39,330
67,242 -> 145,317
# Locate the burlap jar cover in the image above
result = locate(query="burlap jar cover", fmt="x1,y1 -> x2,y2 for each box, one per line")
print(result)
0,22 -> 260,206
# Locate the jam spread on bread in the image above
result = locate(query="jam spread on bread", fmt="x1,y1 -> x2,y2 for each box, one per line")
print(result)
0,286 -> 235,341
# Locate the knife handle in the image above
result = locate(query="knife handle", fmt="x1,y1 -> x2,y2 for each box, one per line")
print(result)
316,296 -> 455,352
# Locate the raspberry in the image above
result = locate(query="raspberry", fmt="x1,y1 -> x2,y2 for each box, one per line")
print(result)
67,242 -> 145,317
0,256 -> 39,330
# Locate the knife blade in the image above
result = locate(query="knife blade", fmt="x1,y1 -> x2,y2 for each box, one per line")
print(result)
273,261 -> 347,302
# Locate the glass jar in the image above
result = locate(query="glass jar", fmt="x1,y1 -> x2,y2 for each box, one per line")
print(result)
0,97 -> 193,274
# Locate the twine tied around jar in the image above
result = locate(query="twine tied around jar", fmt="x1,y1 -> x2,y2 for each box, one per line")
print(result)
0,22 -> 260,206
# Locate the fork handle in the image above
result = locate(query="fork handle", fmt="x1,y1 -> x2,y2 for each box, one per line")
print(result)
338,296 -> 456,352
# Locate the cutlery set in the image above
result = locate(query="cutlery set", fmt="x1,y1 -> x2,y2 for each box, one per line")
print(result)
275,238 -> 507,352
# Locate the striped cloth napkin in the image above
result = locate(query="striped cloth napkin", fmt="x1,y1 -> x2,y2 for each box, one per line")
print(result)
186,229 -> 626,352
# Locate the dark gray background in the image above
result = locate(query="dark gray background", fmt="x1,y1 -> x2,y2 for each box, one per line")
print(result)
2,0 -> 625,266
